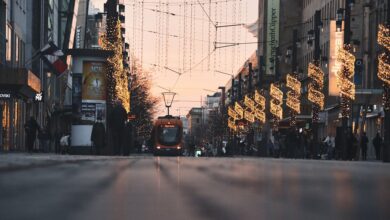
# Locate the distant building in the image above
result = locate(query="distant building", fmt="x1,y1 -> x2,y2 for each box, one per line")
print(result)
186,107 -> 203,145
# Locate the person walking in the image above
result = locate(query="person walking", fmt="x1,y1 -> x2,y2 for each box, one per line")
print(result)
360,132 -> 369,160
372,133 -> 382,160
38,127 -> 50,153
91,117 -> 106,155
110,101 -> 127,155
24,117 -> 40,153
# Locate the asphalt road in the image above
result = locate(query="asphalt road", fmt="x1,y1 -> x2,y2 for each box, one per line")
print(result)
0,154 -> 389,220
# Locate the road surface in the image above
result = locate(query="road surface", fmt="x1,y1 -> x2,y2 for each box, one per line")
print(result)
0,154 -> 389,220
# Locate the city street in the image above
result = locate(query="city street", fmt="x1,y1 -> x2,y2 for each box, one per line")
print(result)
0,154 -> 389,220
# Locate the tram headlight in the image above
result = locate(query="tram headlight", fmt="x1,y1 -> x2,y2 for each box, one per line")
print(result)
156,146 -> 161,149
177,146 -> 181,150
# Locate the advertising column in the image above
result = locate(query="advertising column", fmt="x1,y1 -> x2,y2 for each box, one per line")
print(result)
81,61 -> 107,123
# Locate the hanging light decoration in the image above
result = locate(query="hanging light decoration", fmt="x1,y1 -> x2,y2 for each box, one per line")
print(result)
244,95 -> 256,111
270,83 -> 283,130
336,45 -> 356,118
286,73 -> 301,114
234,102 -> 244,119
308,62 -> 325,122
228,117 -> 237,131
378,24 -> 390,51
254,90 -> 266,124
378,24 -> 390,111
102,19 -> 130,112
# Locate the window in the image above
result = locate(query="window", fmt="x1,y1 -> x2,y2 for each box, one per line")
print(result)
15,35 -> 19,67
5,25 -> 11,63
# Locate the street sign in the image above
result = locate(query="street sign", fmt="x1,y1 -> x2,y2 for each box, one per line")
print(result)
128,114 -> 136,120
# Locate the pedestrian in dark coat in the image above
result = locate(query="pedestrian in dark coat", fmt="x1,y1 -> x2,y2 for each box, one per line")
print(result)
38,127 -> 51,153
24,117 -> 40,153
91,118 -> 106,155
372,133 -> 382,160
110,102 -> 127,155
360,132 -> 369,160
122,121 -> 133,156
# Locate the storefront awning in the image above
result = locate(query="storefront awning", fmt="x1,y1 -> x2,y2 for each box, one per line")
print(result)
0,67 -> 41,99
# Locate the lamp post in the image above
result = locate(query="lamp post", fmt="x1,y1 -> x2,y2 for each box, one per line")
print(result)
162,91 -> 176,116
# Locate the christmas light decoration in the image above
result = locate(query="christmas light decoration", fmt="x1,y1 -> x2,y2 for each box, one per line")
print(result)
228,106 -> 239,121
337,45 -> 356,100
378,53 -> 390,85
270,83 -> 283,122
254,109 -> 266,124
102,19 -> 130,112
308,62 -> 325,116
244,95 -> 256,112
254,90 -> 266,109
228,117 -> 237,131
234,102 -> 244,119
286,74 -> 301,114
336,45 -> 355,118
378,24 -> 390,112
244,110 -> 255,123
254,90 -> 266,124
378,24 -> 390,51
308,84 -> 325,110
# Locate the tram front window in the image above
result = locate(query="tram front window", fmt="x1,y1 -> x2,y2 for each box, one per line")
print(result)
158,125 -> 180,146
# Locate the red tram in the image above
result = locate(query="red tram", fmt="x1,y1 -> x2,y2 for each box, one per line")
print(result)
151,115 -> 183,156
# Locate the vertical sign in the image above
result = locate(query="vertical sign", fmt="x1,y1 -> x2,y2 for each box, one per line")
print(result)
329,21 -> 344,96
265,0 -> 280,75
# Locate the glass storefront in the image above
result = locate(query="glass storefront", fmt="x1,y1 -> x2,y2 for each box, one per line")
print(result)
0,99 -> 28,151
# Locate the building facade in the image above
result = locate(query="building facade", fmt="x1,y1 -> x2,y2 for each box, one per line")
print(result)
0,0 -> 78,151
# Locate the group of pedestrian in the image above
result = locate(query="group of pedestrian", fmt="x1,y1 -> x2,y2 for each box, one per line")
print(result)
90,101 -> 134,156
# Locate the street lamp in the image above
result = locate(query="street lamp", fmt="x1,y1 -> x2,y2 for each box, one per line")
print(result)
162,91 -> 176,116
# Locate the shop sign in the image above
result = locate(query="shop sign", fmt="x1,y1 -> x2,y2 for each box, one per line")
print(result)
35,92 -> 43,102
329,20 -> 344,96
0,92 -> 12,99
27,71 -> 41,93
265,0 -> 280,75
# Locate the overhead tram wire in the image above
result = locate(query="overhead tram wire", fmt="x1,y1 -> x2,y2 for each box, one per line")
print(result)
141,1 -> 144,67
127,0 -> 238,5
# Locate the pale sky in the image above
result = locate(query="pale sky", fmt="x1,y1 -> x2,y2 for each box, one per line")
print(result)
91,0 -> 258,117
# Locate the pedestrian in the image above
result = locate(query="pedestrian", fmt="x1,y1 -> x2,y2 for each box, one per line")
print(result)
91,117 -> 106,155
38,127 -> 51,153
372,132 -> 382,160
267,136 -> 274,157
24,117 -> 40,153
110,101 -> 127,155
273,134 -> 280,158
360,132 -> 369,160
122,121 -> 134,156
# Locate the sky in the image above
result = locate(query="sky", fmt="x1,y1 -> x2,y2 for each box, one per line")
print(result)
91,0 -> 258,117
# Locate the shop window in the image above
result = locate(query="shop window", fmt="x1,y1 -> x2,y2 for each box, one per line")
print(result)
15,35 -> 19,67
5,25 -> 11,63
